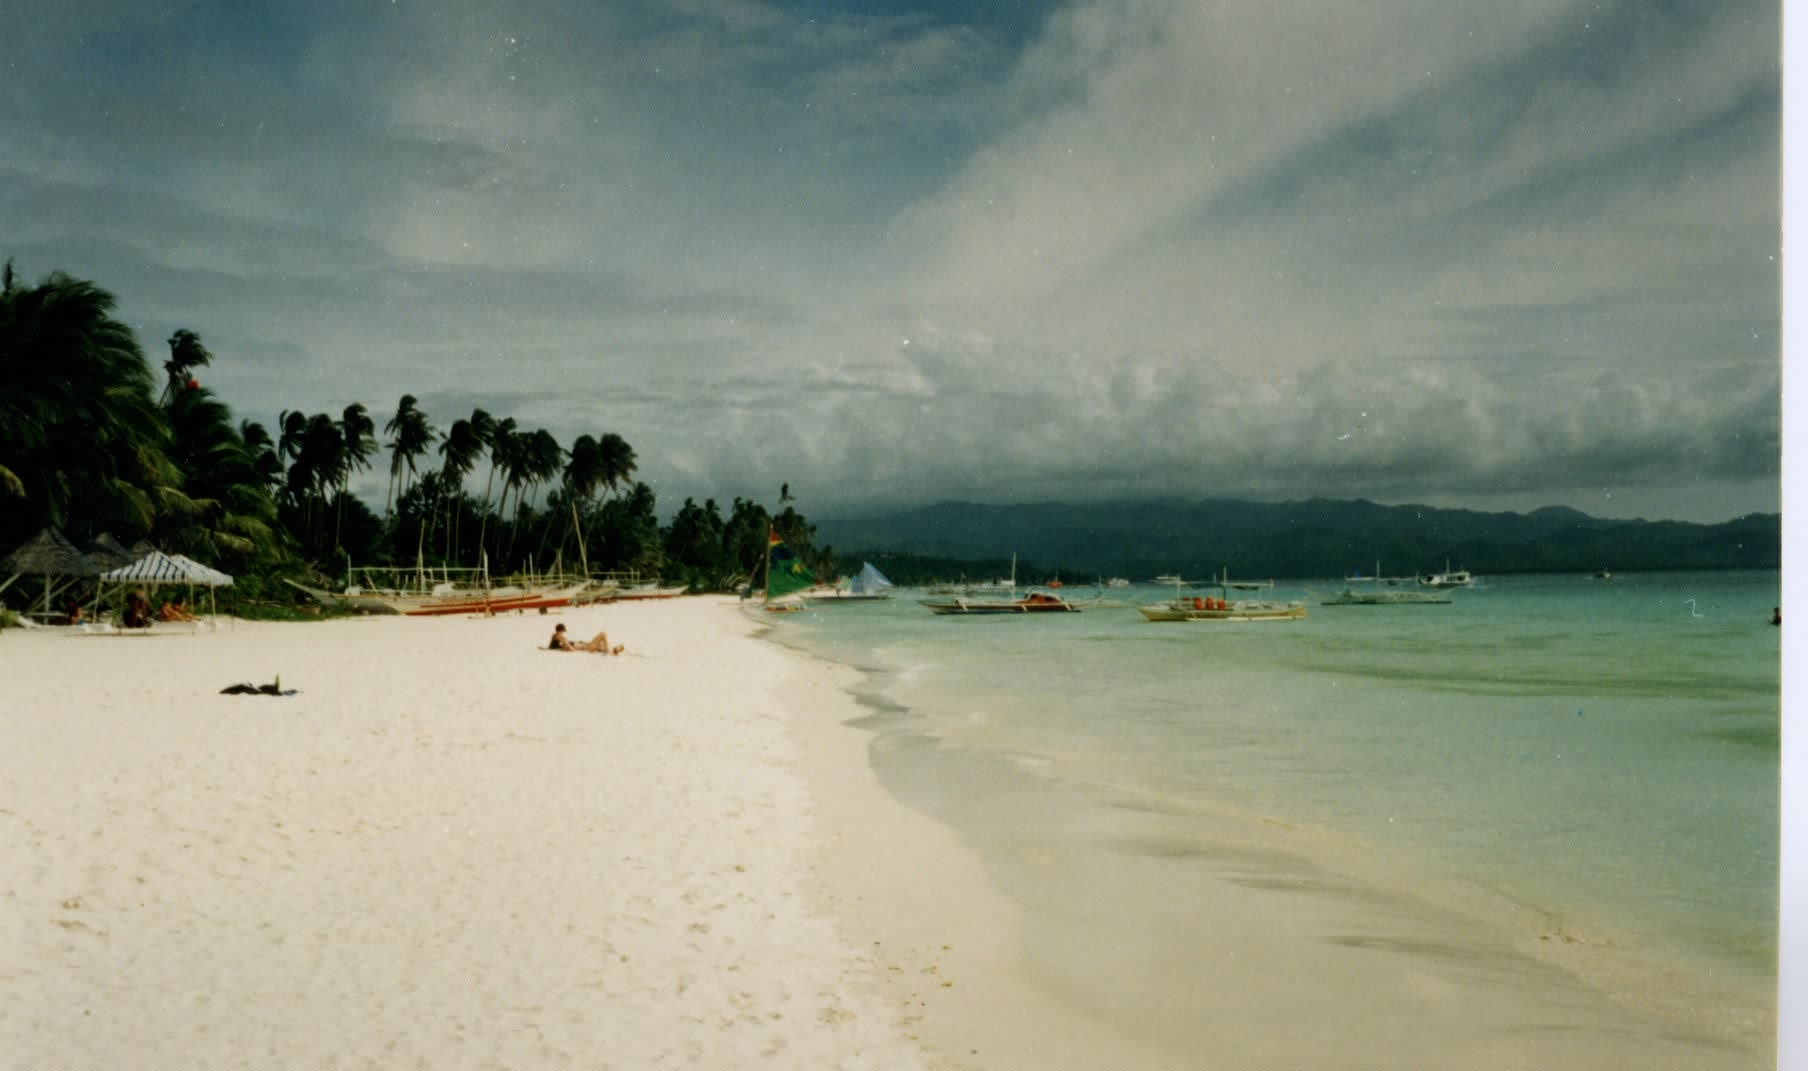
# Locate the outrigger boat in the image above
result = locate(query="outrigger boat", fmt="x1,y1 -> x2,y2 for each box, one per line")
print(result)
1323,562 -> 1453,605
921,590 -> 1080,615
286,577 -> 586,616
284,556 -> 586,616
920,554 -> 1081,614
1417,560 -> 1475,588
1138,571 -> 1306,622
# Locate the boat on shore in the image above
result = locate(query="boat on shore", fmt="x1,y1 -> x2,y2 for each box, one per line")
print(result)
1139,571 -> 1305,622
285,578 -> 587,615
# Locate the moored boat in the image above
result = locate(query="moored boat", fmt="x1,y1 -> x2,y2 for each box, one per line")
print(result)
1139,571 -> 1305,622
1324,563 -> 1452,605
1418,560 -> 1475,588
920,590 -> 1081,615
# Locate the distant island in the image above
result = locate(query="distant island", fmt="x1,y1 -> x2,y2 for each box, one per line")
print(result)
817,498 -> 1780,584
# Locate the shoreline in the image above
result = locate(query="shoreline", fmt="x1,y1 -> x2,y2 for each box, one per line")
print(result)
763,610 -> 1777,1070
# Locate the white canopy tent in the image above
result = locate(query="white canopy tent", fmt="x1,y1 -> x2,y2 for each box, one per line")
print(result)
100,550 -> 235,623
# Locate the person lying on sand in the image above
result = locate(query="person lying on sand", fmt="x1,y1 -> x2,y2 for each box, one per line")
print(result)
549,622 -> 623,655
159,597 -> 198,622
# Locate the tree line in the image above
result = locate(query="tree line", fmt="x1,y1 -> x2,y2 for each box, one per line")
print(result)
0,263 -> 826,602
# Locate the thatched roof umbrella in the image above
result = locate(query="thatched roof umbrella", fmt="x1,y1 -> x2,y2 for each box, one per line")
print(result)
84,532 -> 140,571
0,528 -> 102,621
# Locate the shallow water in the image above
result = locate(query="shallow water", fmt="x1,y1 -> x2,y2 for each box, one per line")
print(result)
766,570 -> 1779,1056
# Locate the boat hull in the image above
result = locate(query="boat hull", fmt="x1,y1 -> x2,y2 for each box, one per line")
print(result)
1321,590 -> 1451,605
1139,599 -> 1306,622
920,594 -> 1080,614
400,583 -> 588,616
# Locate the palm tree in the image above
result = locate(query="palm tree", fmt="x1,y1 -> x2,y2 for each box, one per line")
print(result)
596,432 -> 638,500
159,383 -> 280,566
335,402 -> 376,550
475,414 -> 514,563
562,434 -> 606,574
383,394 -> 436,518
514,428 -> 563,564
160,328 -> 213,405
0,262 -> 178,547
240,420 -> 283,495
438,417 -> 483,562
291,412 -> 347,545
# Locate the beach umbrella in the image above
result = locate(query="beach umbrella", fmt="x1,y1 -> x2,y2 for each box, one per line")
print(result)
0,528 -> 101,621
83,532 -> 141,571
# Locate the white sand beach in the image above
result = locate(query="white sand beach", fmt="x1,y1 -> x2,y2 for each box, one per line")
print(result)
0,601 -> 936,1069
0,598 -> 1775,1069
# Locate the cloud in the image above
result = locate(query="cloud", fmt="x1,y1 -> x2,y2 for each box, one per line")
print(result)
0,0 -> 1779,523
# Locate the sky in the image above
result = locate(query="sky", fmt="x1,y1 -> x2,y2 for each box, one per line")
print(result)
0,0 -> 1782,524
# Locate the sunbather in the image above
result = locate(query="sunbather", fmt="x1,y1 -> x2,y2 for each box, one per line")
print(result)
549,622 -> 623,655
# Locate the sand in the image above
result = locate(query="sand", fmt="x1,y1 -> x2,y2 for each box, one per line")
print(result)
0,601 -> 931,1068
0,598 -> 1777,1069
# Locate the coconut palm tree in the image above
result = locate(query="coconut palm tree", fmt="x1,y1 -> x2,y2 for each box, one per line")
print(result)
596,432 -> 638,500
241,420 -> 283,495
0,262 -> 178,547
383,394 -> 436,518
437,417 -> 483,562
159,382 -> 280,566
290,412 -> 347,546
475,415 -> 515,563
160,328 -> 213,405
335,403 -> 376,550
514,428 -> 563,564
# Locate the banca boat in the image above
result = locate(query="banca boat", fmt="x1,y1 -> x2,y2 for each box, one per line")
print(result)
1323,563 -> 1453,605
1139,571 -> 1305,622
920,590 -> 1081,615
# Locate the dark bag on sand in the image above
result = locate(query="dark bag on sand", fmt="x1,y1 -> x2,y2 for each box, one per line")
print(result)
220,682 -> 291,696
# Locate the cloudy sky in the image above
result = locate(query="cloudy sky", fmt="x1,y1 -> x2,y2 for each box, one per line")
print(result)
1,0 -> 1781,523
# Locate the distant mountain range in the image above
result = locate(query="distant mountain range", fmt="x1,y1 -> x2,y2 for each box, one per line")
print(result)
816,498 -> 1781,582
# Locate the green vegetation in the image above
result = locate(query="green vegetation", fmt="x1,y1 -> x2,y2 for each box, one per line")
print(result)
0,262 -> 827,613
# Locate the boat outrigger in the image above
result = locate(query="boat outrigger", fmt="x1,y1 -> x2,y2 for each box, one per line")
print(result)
920,554 -> 1081,614
1138,571 -> 1306,622
285,556 -> 589,616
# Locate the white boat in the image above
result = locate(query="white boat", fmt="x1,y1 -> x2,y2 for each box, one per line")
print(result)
1139,571 -> 1306,622
1104,577 -> 1132,588
1323,563 -> 1452,606
1418,561 -> 1475,588
285,577 -> 587,615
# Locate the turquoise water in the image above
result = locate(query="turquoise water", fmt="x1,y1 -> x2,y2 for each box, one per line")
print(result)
767,570 -> 1779,1030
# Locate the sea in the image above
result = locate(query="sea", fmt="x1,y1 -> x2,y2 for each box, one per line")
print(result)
761,569 -> 1781,1059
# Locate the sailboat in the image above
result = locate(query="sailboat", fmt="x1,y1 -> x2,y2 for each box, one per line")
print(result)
804,561 -> 895,603
756,528 -> 816,612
